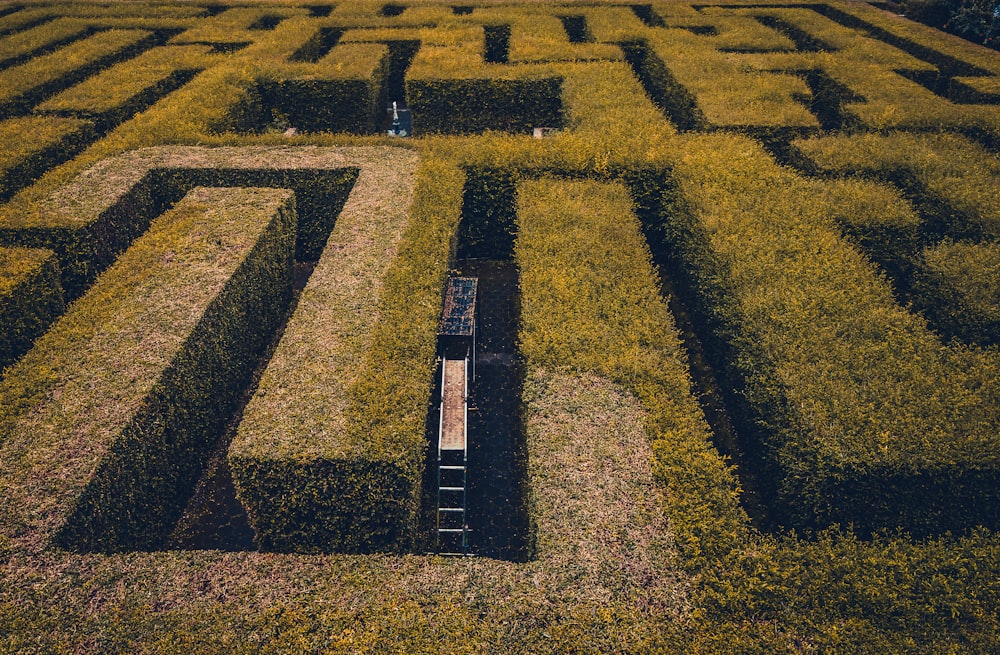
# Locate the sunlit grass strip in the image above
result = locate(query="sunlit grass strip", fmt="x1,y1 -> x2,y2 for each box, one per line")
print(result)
229,147 -> 420,553
0,246 -> 63,373
666,131 -> 1000,535
0,185 -> 295,553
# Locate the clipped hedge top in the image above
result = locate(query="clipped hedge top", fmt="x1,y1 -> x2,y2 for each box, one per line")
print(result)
0,28 -> 153,104
673,131 -> 1000,470
795,132 -> 1000,238
34,44 -> 214,114
0,246 -> 55,297
0,185 -> 294,551
0,116 -> 91,171
231,146 -> 419,463
11,145 -> 413,231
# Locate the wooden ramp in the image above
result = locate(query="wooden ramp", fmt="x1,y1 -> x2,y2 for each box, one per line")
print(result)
440,357 -> 467,451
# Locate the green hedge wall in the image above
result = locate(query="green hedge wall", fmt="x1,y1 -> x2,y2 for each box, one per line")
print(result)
229,148 -> 422,554
651,133 -> 1000,536
0,116 -> 96,202
407,77 -> 563,134
0,28 -> 163,117
7,147 -> 359,301
0,186 -> 294,553
255,42 -> 390,134
913,239 -> 1000,345
34,44 -> 211,132
56,188 -> 295,551
0,246 -> 64,374
151,166 -> 359,262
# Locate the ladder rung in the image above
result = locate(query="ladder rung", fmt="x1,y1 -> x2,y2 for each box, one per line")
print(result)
439,507 -> 464,512
440,486 -> 465,492
438,528 -> 467,533
439,465 -> 465,470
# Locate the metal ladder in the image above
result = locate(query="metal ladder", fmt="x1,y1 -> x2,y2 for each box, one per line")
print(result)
436,355 -> 471,555
436,450 -> 470,555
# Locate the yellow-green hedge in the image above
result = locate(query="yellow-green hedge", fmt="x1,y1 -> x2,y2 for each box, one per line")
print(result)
229,147 -> 422,553
34,44 -> 212,132
657,132 -> 1000,535
0,246 -> 64,373
0,115 -> 95,201
0,185 -> 295,552
913,239 -> 1000,345
0,28 -> 160,116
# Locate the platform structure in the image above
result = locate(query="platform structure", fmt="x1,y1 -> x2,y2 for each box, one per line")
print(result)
435,277 -> 477,555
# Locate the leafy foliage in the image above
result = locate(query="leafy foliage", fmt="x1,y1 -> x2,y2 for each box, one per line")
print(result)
0,1 -> 998,651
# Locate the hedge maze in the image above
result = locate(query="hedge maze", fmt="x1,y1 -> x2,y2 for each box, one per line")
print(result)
1,0 -> 999,651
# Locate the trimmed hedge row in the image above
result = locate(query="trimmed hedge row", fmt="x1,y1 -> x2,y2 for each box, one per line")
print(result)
653,132 -> 1000,536
795,132 -> 1000,343
0,185 -> 295,552
167,6 -> 305,47
700,7 -> 798,53
514,174 -> 746,568
409,77 -> 562,133
34,44 -> 211,132
913,239 -> 1000,345
641,26 -> 817,129
404,25 -> 564,133
795,132 -> 1000,241
0,115 -> 95,201
472,6 -> 623,64
255,43 -> 390,134
229,147 -> 421,553
0,28 -> 161,117
0,16 -> 93,68
6,146 -> 360,300
0,246 -> 63,374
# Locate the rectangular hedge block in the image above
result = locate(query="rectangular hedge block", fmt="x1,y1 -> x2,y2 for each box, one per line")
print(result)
0,186 -> 295,552
0,246 -> 64,373
408,77 -> 563,134
257,43 -> 390,134
229,148 -> 421,554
